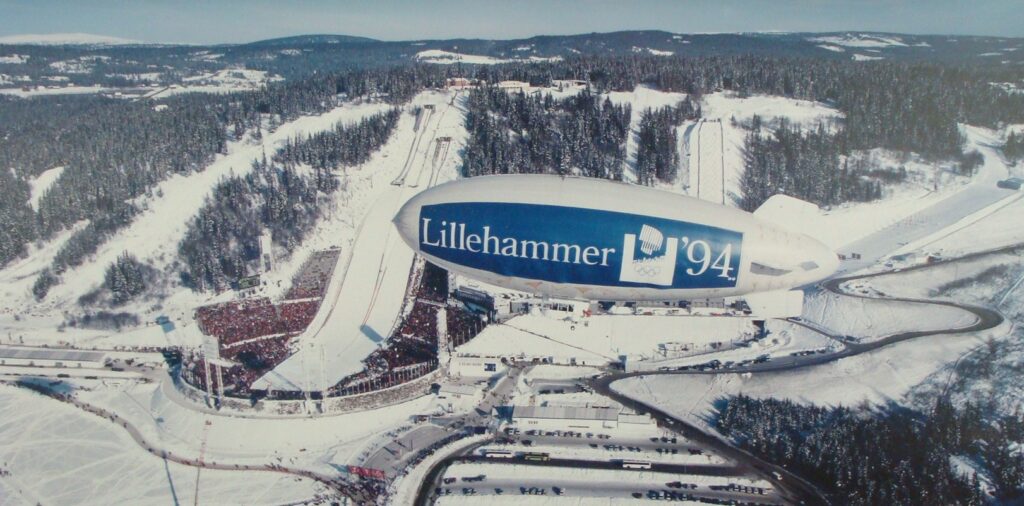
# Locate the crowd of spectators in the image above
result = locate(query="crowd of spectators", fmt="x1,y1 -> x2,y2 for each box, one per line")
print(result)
417,262 -> 448,303
284,248 -> 340,300
446,306 -> 485,348
194,299 -> 318,347
195,298 -> 279,346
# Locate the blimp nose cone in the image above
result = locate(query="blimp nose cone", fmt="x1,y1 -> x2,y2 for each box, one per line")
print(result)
393,197 -> 421,252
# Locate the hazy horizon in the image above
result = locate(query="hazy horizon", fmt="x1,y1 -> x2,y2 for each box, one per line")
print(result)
0,0 -> 1021,45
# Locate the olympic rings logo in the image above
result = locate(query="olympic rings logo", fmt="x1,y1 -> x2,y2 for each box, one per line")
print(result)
634,265 -> 662,277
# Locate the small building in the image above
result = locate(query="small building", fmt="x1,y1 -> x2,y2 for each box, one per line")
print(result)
0,347 -> 107,368
454,286 -> 495,314
445,77 -> 477,89
552,79 -> 587,89
512,404 -> 621,430
494,296 -> 589,319
617,409 -> 656,428
450,355 -> 506,378
437,383 -> 480,401
436,382 -> 483,413
497,80 -> 530,90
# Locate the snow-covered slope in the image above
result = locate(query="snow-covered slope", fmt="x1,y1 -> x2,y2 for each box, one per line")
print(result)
26,166 -> 64,211
683,92 -> 843,204
415,49 -> 561,65
0,100 -> 395,344
807,34 -> 908,49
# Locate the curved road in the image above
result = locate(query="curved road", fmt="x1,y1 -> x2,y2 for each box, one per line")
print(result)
592,245 -> 1015,505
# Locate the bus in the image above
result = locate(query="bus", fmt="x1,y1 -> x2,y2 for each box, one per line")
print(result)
621,460 -> 652,470
522,452 -> 550,462
482,450 -> 515,459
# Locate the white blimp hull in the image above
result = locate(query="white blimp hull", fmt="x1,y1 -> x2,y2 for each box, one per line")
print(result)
394,175 -> 838,301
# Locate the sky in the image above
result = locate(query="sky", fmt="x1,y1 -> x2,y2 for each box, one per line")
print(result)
0,0 -> 1020,44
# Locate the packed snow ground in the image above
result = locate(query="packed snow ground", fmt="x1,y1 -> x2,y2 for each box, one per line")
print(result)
74,376 -> 435,474
0,384 -> 325,506
827,125 -> 1014,274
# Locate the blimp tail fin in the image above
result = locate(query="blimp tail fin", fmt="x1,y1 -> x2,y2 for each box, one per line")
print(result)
753,195 -> 821,232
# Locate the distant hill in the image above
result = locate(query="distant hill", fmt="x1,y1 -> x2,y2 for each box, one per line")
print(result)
0,32 -> 142,45
242,34 -> 379,47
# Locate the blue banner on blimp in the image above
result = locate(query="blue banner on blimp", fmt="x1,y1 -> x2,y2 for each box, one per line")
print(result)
419,202 -> 742,290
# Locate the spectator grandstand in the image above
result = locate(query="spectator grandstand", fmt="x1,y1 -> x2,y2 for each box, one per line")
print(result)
186,256 -> 487,403
188,249 -> 342,396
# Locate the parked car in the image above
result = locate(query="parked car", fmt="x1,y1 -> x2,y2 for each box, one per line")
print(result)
997,178 -> 1023,190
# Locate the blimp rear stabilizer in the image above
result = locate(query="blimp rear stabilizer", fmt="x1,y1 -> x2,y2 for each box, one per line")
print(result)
394,175 -> 838,302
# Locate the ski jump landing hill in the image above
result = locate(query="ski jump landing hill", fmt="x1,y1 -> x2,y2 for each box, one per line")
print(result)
254,91 -> 465,392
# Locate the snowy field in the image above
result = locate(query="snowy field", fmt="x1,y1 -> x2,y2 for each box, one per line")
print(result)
613,320 -> 1002,431
807,34 -> 907,48
0,384 -> 325,506
802,290 -> 979,342
73,377 -> 435,474
0,85 -> 116,97
614,245 -> 1017,429
826,125 -> 1014,273
456,313 -> 758,365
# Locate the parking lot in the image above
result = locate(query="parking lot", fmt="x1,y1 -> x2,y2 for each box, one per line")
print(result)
433,461 -> 780,504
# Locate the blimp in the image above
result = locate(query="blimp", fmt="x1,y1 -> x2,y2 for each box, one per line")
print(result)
394,175 -> 838,314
